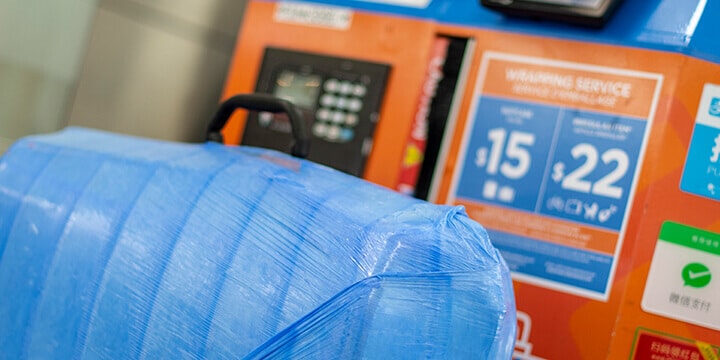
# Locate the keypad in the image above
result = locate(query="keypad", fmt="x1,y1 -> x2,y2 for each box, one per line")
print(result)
311,77 -> 366,143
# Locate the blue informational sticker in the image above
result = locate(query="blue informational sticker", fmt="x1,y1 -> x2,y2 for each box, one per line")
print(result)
681,83 -> 720,202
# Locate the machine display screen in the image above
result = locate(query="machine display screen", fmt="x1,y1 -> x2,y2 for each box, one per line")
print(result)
274,70 -> 322,109
480,0 -> 621,27
523,0 -> 604,9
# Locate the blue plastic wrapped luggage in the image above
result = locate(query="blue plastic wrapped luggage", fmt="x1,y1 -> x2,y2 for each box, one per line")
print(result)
0,97 -> 516,359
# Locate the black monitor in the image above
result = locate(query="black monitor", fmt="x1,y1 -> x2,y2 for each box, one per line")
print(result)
480,0 -> 624,27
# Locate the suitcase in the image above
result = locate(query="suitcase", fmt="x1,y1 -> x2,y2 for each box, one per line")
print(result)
0,94 -> 516,359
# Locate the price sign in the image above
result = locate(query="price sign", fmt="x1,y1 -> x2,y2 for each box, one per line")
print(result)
456,98 -> 558,212
540,109 -> 645,231
449,52 -> 663,299
457,102 -> 645,231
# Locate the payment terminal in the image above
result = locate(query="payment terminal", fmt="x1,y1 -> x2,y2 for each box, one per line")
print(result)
241,47 -> 391,177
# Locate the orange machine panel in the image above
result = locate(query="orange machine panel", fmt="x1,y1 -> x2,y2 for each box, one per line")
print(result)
221,0 -> 436,188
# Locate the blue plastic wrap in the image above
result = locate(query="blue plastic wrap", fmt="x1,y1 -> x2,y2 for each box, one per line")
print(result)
0,127 -> 516,359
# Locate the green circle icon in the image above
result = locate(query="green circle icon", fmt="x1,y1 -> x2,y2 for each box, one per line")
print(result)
681,263 -> 712,288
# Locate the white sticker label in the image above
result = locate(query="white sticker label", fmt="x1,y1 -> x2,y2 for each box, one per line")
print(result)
642,221 -> 720,331
274,2 -> 353,30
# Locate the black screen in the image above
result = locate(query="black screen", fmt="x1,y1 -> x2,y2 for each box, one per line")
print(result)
480,0 -> 623,27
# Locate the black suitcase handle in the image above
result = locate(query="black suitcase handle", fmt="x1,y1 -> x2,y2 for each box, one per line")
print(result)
205,94 -> 311,158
